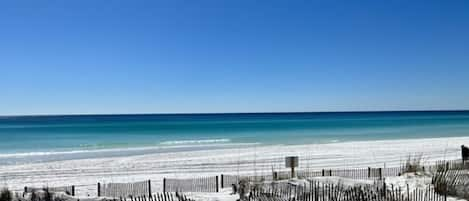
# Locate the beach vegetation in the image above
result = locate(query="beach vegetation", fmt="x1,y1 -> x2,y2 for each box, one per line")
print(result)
27,188 -> 64,201
402,154 -> 424,173
0,188 -> 12,201
29,190 -> 37,201
238,178 -> 250,201
43,188 -> 53,201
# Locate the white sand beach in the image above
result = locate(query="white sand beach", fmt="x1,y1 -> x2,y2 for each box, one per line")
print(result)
0,136 -> 467,197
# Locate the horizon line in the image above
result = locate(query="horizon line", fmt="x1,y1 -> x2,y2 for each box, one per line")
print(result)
1,109 -> 469,118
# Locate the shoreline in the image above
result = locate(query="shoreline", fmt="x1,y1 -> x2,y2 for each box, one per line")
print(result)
1,134 -> 467,166
0,136 -> 467,197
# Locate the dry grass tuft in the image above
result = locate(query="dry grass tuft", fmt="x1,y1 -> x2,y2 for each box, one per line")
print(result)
0,188 -> 12,201
402,154 -> 424,173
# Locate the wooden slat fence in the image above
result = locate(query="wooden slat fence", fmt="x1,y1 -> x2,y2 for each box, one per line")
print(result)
432,169 -> 469,190
24,185 -> 75,196
296,170 -> 322,179
220,174 -> 274,189
248,180 -> 448,201
98,180 -> 151,198
111,192 -> 195,201
382,167 -> 402,177
221,159 -> 469,189
298,167 -> 401,180
222,167 -> 402,188
425,160 -> 469,172
163,176 -> 219,192
221,174 -> 239,189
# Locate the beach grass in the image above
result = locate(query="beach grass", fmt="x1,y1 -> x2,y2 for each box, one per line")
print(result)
402,154 -> 424,173
0,188 -> 12,201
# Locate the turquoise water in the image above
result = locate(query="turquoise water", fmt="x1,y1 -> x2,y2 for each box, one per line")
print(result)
1,111 -> 469,164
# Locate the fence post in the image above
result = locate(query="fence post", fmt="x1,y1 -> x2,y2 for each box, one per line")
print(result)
72,185 -> 75,196
148,180 -> 152,198
97,183 -> 101,197
462,145 -> 468,165
379,168 -> 382,180
382,179 -> 386,197
163,178 -> 166,193
216,176 -> 219,192
221,174 -> 224,189
368,167 -> 371,178
406,183 -> 409,201
322,169 -> 324,176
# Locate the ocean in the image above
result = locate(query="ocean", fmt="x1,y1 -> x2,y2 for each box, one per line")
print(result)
1,111 -> 469,165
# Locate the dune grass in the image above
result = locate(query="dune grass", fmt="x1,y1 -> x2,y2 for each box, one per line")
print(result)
0,188 -> 12,201
402,154 -> 424,173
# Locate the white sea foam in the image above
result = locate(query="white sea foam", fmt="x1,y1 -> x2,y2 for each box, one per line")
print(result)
0,140 -> 249,159
159,138 -> 231,145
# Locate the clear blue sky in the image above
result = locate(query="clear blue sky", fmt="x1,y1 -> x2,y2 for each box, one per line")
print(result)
1,0 -> 469,115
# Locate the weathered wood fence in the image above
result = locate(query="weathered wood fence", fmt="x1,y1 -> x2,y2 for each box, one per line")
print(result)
23,185 -> 75,196
426,160 -> 469,172
295,167 -> 399,180
432,169 -> 469,189
98,180 -> 152,198
25,160 -> 463,198
221,174 -> 274,189
221,159 -> 468,189
163,176 -> 219,192
110,192 -> 194,201
221,167 -> 403,188
248,180 -> 448,201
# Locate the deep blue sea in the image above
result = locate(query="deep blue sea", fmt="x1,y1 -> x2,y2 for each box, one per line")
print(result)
1,111 -> 469,165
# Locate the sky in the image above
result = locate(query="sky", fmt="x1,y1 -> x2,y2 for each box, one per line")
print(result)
1,0 -> 469,115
